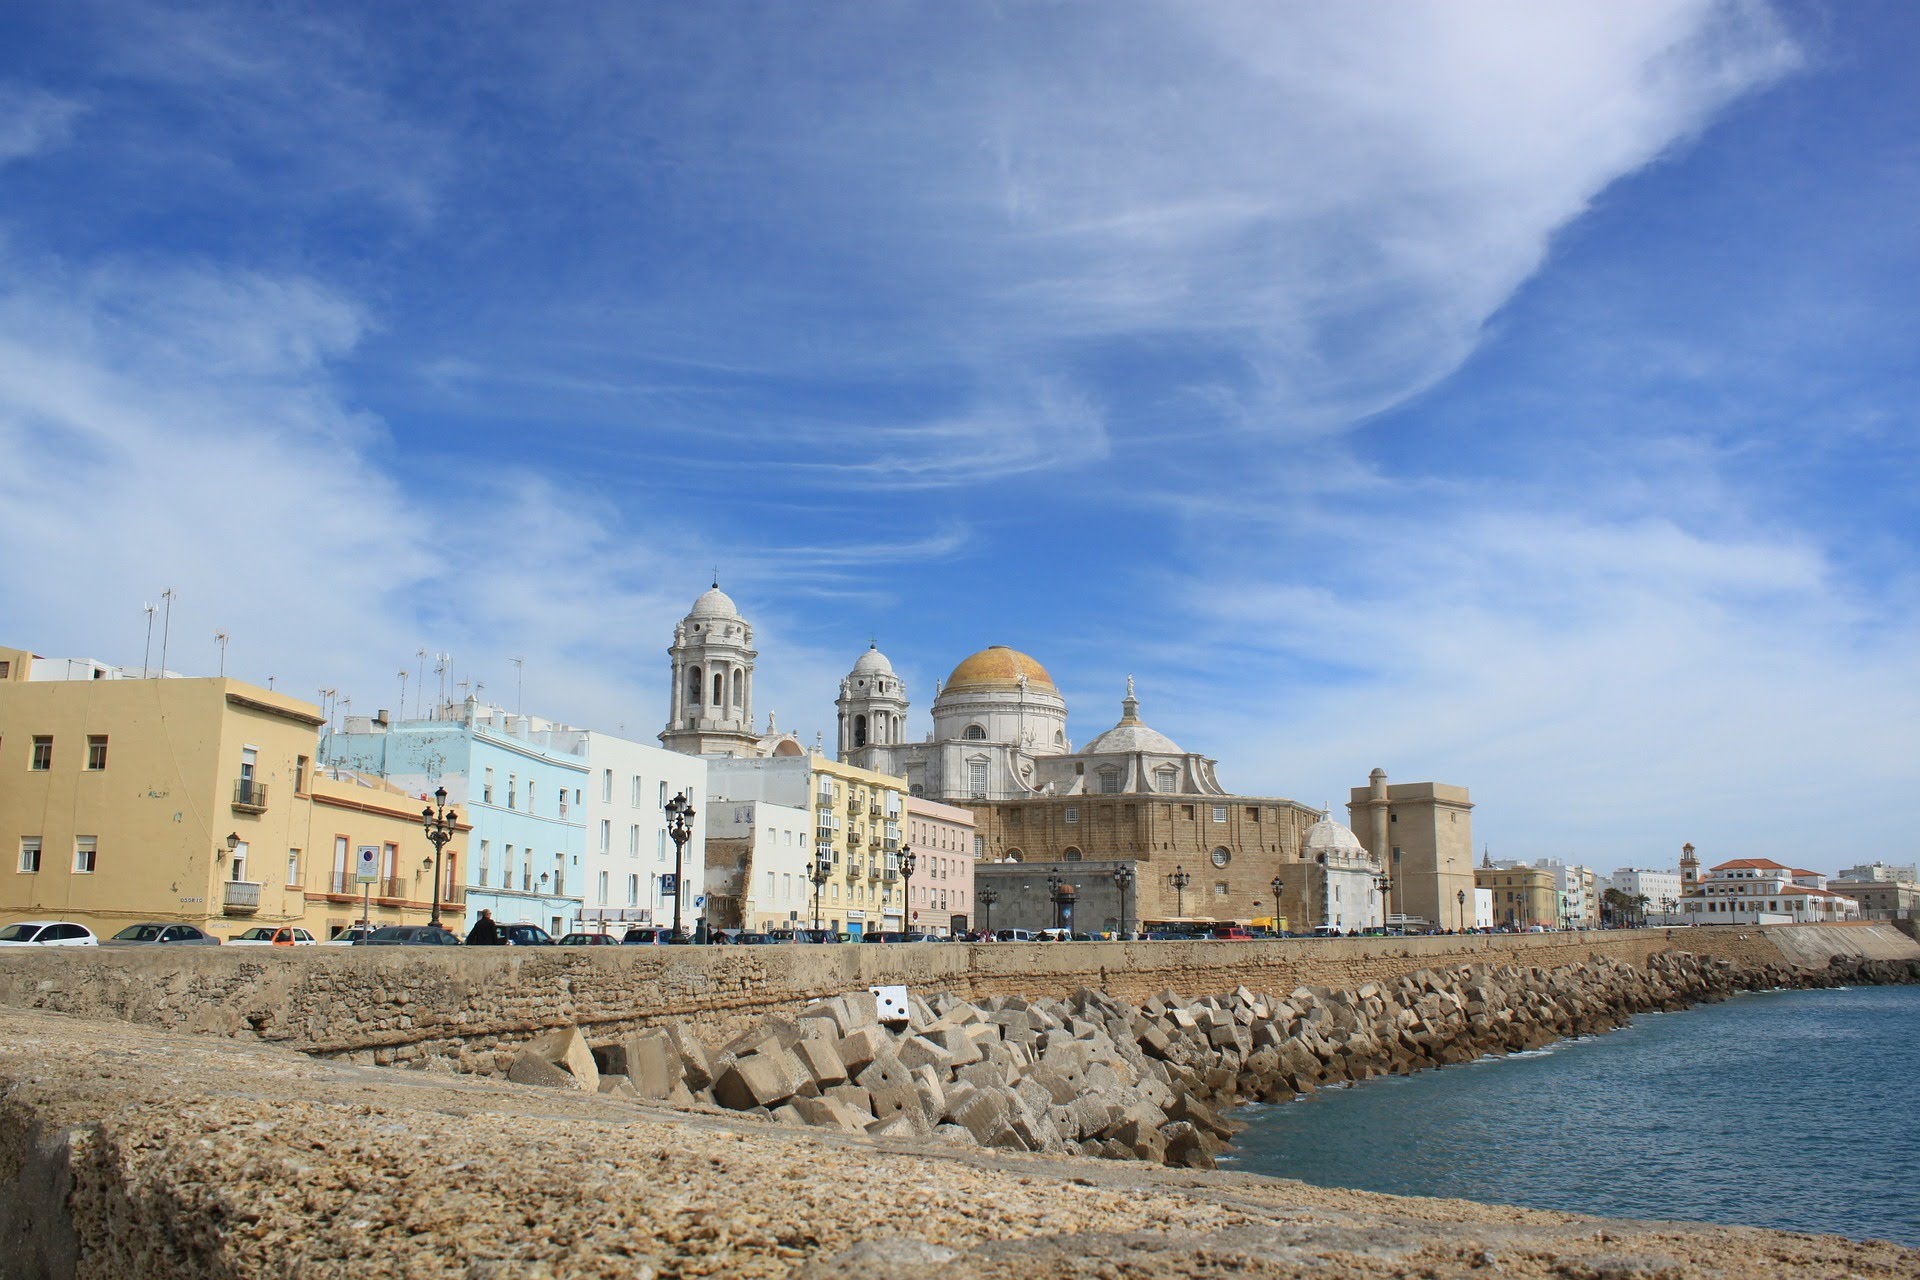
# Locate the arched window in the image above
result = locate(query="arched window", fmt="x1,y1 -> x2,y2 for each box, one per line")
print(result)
963,724 -> 987,741
713,671 -> 726,708
732,668 -> 743,708
1211,846 -> 1231,868
688,666 -> 702,704
854,715 -> 868,748
1063,847 -> 1083,862
1055,730 -> 1066,747
1005,848 -> 1024,862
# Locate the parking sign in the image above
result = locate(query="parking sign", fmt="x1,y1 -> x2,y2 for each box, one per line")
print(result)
355,845 -> 380,884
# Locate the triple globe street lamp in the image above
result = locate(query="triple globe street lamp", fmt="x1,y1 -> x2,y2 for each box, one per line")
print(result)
1112,864 -> 1135,938
420,785 -> 458,930
665,791 -> 696,943
1167,865 -> 1191,920
977,885 -> 998,936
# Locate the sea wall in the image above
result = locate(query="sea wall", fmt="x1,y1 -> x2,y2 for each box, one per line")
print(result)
0,924 -> 1909,1072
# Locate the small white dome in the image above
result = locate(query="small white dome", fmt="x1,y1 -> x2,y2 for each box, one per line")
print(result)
688,584 -> 740,619
851,644 -> 894,676
1083,721 -> 1182,755
1303,813 -> 1368,857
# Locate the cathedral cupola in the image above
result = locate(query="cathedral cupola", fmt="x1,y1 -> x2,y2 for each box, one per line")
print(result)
837,643 -> 908,765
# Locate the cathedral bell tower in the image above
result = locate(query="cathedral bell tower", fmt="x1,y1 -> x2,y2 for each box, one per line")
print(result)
1679,842 -> 1699,892
836,644 -> 908,768
659,583 -> 761,757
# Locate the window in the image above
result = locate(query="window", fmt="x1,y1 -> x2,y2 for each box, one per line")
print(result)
968,761 -> 988,797
599,820 -> 611,853
628,874 -> 639,905
74,836 -> 97,874
521,850 -> 533,891
86,735 -> 108,770
658,781 -> 668,807
631,775 -> 642,806
286,848 -> 301,885
508,774 -> 517,808
629,824 -> 640,856
602,769 -> 613,801
598,870 -> 609,906
1064,806 -> 1079,824
484,768 -> 494,804
478,840 -> 490,888
974,836 -> 985,856
333,837 -> 349,890
1063,847 -> 1083,861
657,830 -> 667,861
1099,770 -> 1121,794
963,724 -> 987,741
18,838 -> 41,874
1211,846 -> 1231,868
0,660 -> 8,677
1155,766 -> 1178,793
1214,881 -> 1228,896
30,736 -> 51,771
1212,805 -> 1228,823
295,755 -> 309,795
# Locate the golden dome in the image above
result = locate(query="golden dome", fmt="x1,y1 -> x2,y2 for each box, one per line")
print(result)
943,646 -> 1058,693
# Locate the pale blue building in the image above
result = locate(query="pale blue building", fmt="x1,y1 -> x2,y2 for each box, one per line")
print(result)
327,698 -> 588,936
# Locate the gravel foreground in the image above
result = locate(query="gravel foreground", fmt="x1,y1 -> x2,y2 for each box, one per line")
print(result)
2,1007 -> 1914,1279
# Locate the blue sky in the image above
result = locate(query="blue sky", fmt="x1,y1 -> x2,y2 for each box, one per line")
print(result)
2,2 -> 1915,873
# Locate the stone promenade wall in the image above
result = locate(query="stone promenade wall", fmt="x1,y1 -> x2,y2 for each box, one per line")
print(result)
0,924 -> 1908,1072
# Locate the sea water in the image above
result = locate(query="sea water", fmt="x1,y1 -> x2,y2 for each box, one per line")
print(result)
1227,984 -> 1920,1246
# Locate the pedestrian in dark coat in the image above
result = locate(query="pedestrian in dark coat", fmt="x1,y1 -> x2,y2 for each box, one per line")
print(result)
466,909 -> 502,946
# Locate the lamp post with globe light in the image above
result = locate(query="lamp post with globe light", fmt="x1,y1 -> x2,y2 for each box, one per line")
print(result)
1168,865 -> 1191,920
1269,875 -> 1285,934
1112,864 -> 1135,938
978,885 -> 998,937
664,791 -> 696,943
420,786 -> 458,930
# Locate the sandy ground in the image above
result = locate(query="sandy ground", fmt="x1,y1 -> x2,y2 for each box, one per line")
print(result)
1,1006 -> 1912,1279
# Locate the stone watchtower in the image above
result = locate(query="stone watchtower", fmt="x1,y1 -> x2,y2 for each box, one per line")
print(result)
1348,767 -> 1475,931
1679,842 -> 1699,893
659,583 -> 761,758
836,644 -> 909,769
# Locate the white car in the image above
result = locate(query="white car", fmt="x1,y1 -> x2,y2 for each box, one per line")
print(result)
227,926 -> 318,946
0,920 -> 100,947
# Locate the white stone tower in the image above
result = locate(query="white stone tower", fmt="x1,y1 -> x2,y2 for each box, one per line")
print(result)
659,583 -> 761,757
836,644 -> 908,768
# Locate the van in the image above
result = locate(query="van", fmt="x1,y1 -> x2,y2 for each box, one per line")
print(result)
1210,924 -> 1253,941
994,928 -> 1035,942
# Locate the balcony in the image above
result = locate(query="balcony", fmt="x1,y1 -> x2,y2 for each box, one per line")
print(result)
882,839 -> 898,852
222,880 -> 262,913
868,805 -> 881,818
846,798 -> 861,816
232,779 -> 269,813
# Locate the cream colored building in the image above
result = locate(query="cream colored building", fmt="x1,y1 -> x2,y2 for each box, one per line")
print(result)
1349,769 -> 1476,931
1475,863 -> 1556,929
0,646 -> 447,940
706,753 -> 909,938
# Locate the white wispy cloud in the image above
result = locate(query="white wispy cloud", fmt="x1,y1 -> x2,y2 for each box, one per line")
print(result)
0,84 -> 85,164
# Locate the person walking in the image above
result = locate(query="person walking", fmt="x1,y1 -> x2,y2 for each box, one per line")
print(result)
466,909 -> 502,946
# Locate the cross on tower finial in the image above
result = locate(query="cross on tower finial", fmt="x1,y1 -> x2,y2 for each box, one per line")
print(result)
711,566 -> 719,589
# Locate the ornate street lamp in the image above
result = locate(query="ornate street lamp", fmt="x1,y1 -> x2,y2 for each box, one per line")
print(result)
1167,865 -> 1191,920
664,791 -> 696,943
1112,864 -> 1135,938
810,856 -> 830,932
420,785 -> 458,929
1269,875 -> 1285,933
899,844 -> 916,933
1458,887 -> 1467,932
978,885 -> 998,936
1372,871 -> 1392,933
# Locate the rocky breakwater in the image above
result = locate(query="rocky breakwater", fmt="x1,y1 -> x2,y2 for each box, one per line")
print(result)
498,950 -> 1920,1172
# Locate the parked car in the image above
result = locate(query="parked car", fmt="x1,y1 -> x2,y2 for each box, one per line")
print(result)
355,925 -> 464,946
860,931 -> 910,944
227,926 -> 316,947
497,923 -> 556,947
105,922 -> 222,946
0,921 -> 98,947
324,923 -> 379,945
621,926 -> 673,945
556,932 -> 620,946
992,928 -> 1035,942
1209,925 -> 1254,941
727,932 -> 775,945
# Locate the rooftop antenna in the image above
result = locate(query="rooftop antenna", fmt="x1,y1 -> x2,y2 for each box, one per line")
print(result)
141,603 -> 156,678
413,649 -> 427,718
398,670 -> 409,717
214,631 -> 229,677
158,588 -> 176,677
434,653 -> 449,717
511,656 -> 524,715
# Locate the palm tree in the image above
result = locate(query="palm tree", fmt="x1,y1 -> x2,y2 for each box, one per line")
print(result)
1633,894 -> 1652,927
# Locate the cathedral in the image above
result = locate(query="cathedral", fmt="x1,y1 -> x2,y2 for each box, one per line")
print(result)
837,643 -> 1228,802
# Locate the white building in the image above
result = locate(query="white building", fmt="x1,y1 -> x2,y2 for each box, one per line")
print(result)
577,732 -> 707,935
1681,856 -> 1862,925
1302,812 -> 1384,934
703,798 -> 816,933
1606,867 -> 1684,923
1835,861 -> 1916,884
1473,887 -> 1495,929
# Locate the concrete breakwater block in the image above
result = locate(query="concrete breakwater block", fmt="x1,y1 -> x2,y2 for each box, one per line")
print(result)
486,949 -> 1919,1171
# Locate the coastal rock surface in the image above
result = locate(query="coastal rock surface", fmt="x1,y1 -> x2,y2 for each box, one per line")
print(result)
1,1004 -> 1914,1279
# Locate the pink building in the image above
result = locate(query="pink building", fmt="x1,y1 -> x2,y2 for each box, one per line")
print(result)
904,795 -> 976,936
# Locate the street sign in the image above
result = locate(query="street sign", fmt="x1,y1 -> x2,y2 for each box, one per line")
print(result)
660,873 -> 677,894
694,894 -> 706,908
354,845 -> 380,885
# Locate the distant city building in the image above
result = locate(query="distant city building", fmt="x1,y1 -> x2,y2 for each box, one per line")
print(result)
701,797 -> 815,933
707,754 -> 909,938
0,644 -> 444,941
577,731 -> 707,935
904,795 -> 975,935
1489,857 -> 1600,927
1824,877 -> 1916,921
1301,811 -> 1385,933
1834,861 -> 1916,885
329,700 -> 601,938
1681,857 -> 1861,924
1606,867 -> 1684,923
1350,770 -> 1476,931
1475,861 -> 1557,929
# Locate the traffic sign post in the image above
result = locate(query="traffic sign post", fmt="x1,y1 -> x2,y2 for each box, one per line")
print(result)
355,845 -> 379,931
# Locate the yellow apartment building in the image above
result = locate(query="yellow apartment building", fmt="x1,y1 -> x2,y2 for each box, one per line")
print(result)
1475,863 -> 1557,929
0,646 -> 446,940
